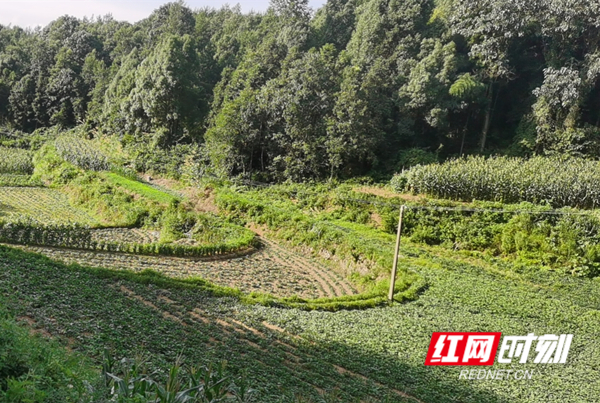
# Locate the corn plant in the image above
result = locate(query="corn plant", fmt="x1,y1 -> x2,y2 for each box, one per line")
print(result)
394,155 -> 600,208
55,135 -> 111,171
0,146 -> 33,174
103,354 -> 256,403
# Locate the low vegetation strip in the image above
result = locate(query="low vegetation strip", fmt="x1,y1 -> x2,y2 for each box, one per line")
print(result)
393,155 -> 600,209
0,220 -> 258,259
0,173 -> 42,187
103,172 -> 179,204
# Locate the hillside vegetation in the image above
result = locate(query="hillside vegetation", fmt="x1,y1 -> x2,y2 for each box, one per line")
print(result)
0,0 -> 599,179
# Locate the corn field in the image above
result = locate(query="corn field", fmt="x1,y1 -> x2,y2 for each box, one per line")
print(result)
393,156 -> 600,209
55,135 -> 111,171
0,146 -> 34,174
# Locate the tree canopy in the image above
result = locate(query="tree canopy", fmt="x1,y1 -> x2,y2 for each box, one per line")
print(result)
1,0 -> 600,179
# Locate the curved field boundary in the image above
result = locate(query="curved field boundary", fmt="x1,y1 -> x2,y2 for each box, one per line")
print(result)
259,237 -> 357,297
12,240 -> 340,299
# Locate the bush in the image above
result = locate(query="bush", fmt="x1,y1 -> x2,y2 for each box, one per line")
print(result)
396,155 -> 600,208
396,148 -> 438,170
0,304 -> 102,402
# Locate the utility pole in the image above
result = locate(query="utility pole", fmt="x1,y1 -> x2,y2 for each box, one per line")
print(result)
388,205 -> 405,303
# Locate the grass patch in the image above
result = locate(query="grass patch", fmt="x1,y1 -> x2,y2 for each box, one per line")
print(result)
103,173 -> 179,205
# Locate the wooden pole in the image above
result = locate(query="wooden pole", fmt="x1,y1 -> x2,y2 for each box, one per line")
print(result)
388,205 -> 405,303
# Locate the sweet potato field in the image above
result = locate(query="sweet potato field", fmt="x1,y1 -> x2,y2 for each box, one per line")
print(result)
2,235 -> 600,402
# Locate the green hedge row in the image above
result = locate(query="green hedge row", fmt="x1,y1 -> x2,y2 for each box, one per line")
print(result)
0,173 -> 42,187
0,220 -> 257,258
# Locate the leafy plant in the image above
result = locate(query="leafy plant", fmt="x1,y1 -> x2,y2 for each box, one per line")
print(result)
103,354 -> 256,403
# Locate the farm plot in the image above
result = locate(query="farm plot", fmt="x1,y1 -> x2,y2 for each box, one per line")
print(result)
17,236 -> 357,299
3,240 -> 600,402
0,187 -> 98,225
0,245 -> 415,402
91,228 -> 161,244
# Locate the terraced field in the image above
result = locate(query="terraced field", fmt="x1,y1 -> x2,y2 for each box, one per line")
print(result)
0,187 -> 98,225
17,236 -> 357,299
1,184 -> 358,299
3,241 -> 600,402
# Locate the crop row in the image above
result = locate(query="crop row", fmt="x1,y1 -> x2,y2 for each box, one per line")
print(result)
0,187 -> 99,225
0,220 -> 258,258
393,155 -> 600,209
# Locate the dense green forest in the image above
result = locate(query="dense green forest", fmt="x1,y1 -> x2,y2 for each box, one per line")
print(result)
1,0 -> 599,180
